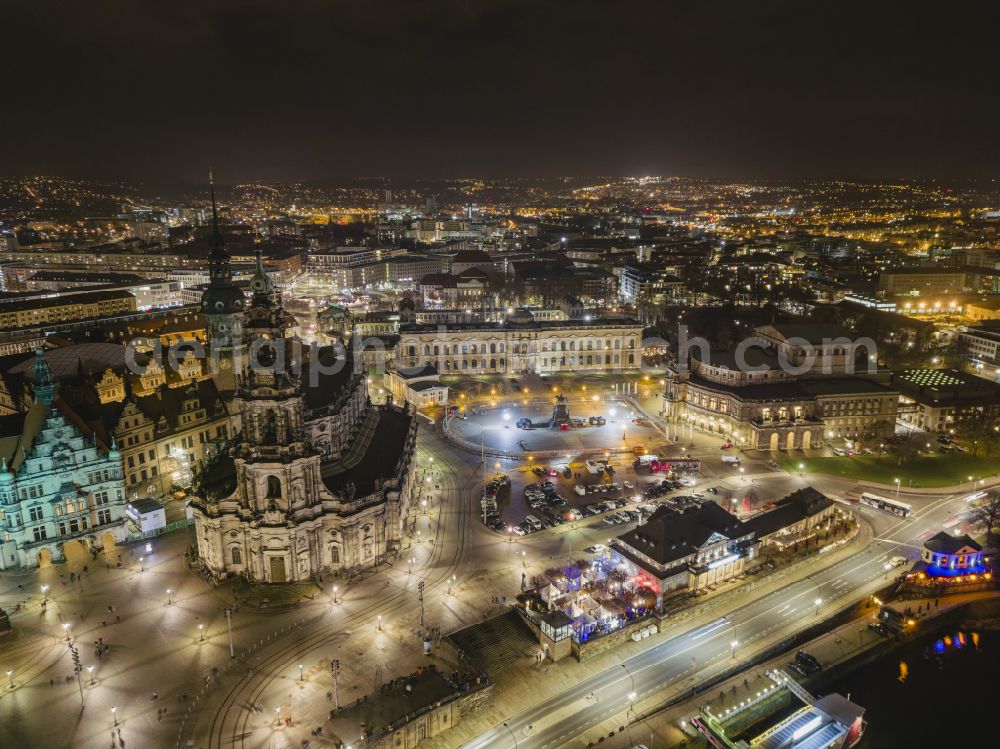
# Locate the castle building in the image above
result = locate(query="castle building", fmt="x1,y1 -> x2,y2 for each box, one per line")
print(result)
0,351 -> 127,570
190,254 -> 417,583
199,179 -> 247,392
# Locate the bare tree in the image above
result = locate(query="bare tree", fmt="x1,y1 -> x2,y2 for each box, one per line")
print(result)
969,494 -> 1000,539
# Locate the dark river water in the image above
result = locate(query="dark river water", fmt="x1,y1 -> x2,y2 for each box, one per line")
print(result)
826,627 -> 996,747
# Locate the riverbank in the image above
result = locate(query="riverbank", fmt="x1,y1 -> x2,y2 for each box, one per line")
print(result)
584,591 -> 1000,749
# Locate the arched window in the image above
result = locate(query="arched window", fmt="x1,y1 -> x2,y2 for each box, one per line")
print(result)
231,547 -> 242,565
422,344 -> 430,356
433,345 -> 439,356
490,343 -> 496,353
266,475 -> 282,498
407,345 -> 416,358
490,359 -> 496,369
628,354 -> 635,364
330,545 -> 340,563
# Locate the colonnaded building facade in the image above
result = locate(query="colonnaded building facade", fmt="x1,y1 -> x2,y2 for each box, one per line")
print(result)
395,302 -> 644,375
663,323 -> 899,451
190,216 -> 417,583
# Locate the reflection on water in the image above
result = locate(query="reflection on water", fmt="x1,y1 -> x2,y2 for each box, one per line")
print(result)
830,629 -> 994,748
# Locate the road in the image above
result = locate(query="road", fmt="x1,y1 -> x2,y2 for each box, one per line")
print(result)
460,488 -> 969,749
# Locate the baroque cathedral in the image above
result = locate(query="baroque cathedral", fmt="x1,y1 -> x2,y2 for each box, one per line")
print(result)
191,187 -> 417,583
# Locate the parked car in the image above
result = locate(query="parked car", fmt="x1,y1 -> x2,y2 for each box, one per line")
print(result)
574,484 -> 586,496
796,650 -> 822,673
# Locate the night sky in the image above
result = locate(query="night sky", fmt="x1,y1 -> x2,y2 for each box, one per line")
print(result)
6,0 -> 999,183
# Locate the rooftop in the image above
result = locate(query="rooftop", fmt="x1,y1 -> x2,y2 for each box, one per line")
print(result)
924,530 -> 982,555
616,501 -> 751,568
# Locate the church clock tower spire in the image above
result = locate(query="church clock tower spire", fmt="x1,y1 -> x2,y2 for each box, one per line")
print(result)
200,170 -> 246,391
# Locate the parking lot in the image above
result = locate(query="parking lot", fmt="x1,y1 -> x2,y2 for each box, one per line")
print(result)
478,453 -> 734,542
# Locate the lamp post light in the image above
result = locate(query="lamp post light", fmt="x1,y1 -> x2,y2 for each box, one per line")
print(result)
731,639 -> 738,659
6,669 -> 12,688
377,614 -> 382,631
507,526 -> 513,543
448,575 -> 457,595
198,623 -> 205,642
88,665 -> 95,685
63,622 -> 71,641
298,663 -> 304,682
41,584 -> 49,603
408,557 -> 415,574
139,556 -> 144,572
739,467 -> 745,483
274,707 -> 281,726
814,597 -> 822,616
111,706 -> 118,727
798,462 -> 804,477
332,585 -> 339,604
894,478 -> 901,500
166,588 -> 173,605
224,608 -> 235,658
521,551 -> 526,569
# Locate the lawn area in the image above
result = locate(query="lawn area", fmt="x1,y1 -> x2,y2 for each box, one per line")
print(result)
779,454 -> 1000,488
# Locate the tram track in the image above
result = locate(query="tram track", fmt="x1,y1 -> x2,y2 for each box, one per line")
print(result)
201,431 -> 477,749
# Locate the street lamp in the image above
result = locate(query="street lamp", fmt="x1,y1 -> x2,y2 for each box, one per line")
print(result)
6,669 -> 12,688
894,478 -> 900,500
88,665 -> 94,685
507,526 -> 513,543
731,640 -> 738,659
198,624 -> 205,642
111,706 -> 118,727
63,622 -> 71,641
41,584 -> 49,603
298,663 -> 304,681
139,556 -> 144,572
448,575 -> 457,594
166,588 -> 173,605
814,597 -> 822,616
377,614 -> 383,631
408,557 -> 415,574
798,463 -> 804,477
521,551 -> 526,568
332,585 -> 338,604
739,467 -> 745,483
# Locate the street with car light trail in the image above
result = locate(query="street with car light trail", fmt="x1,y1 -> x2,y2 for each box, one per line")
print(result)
460,488 -> 972,749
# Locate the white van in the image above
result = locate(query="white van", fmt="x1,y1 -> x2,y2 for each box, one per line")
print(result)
574,484 -> 587,496
721,455 -> 741,465
525,514 -> 543,530
633,454 -> 659,466
585,460 -> 605,474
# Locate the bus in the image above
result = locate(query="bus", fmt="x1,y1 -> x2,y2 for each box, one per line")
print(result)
858,492 -> 911,518
648,458 -> 701,474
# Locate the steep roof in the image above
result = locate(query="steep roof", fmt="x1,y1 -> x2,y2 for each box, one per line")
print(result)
924,531 -> 981,555
744,487 -> 833,539
617,502 -> 751,566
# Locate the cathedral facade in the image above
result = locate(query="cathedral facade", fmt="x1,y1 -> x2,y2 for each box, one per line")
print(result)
191,216 -> 417,583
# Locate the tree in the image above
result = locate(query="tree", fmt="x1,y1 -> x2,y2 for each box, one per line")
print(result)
969,494 -> 1000,539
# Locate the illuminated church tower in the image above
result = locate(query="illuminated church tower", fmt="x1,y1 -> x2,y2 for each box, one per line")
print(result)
199,175 -> 246,392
